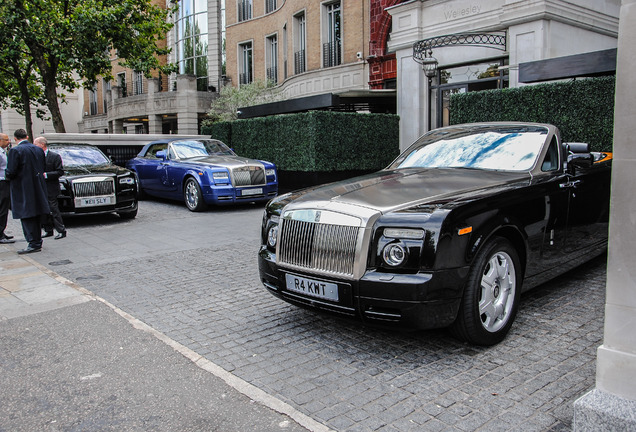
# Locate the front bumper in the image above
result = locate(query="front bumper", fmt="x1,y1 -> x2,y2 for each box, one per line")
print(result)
58,190 -> 137,216
258,246 -> 467,330
203,182 -> 278,205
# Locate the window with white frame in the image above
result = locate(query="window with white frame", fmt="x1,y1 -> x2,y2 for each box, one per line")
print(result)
239,42 -> 253,85
265,0 -> 276,14
266,34 -> 278,83
133,71 -> 144,95
118,72 -> 127,97
323,1 -> 341,68
283,24 -> 288,80
102,78 -> 110,113
176,0 -> 209,91
293,12 -> 306,74
88,85 -> 98,115
238,0 -> 252,21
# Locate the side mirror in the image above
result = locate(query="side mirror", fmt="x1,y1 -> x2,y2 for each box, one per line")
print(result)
155,150 -> 167,160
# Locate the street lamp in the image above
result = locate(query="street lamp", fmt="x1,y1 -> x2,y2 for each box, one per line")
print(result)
420,50 -> 438,131
421,50 -> 438,82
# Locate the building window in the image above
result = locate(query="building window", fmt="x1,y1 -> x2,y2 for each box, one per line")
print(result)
323,2 -> 341,68
283,24 -> 288,80
118,72 -> 127,98
293,12 -> 306,74
102,78 -> 110,113
265,0 -> 276,14
89,86 -> 98,115
238,0 -> 252,22
239,42 -> 253,85
266,35 -> 278,83
133,71 -> 144,95
177,0 -> 209,91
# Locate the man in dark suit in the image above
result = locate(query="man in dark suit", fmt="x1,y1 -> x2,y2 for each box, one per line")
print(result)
5,129 -> 50,254
34,137 -> 66,239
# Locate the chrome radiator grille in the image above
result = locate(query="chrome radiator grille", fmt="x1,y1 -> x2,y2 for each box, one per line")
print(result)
72,178 -> 115,197
232,166 -> 265,186
278,219 -> 360,277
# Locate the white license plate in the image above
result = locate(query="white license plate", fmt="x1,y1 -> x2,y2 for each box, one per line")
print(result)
241,188 -> 263,196
77,196 -> 113,207
285,274 -> 339,302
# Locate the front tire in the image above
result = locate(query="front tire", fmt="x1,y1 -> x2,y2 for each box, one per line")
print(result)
451,237 -> 521,346
184,178 -> 207,212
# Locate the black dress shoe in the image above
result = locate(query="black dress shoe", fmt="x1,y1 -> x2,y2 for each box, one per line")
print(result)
1,234 -> 13,240
0,238 -> 15,244
54,231 -> 67,240
42,231 -> 54,238
17,246 -> 42,254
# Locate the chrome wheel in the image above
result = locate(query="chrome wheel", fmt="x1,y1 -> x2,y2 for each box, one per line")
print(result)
450,237 -> 521,346
184,178 -> 206,212
479,251 -> 516,333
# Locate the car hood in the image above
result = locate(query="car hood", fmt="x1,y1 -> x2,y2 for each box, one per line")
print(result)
282,168 -> 530,214
62,164 -> 132,178
184,155 -> 262,168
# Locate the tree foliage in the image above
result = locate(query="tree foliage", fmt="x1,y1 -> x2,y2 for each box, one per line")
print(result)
203,80 -> 281,124
0,3 -> 48,139
0,0 -> 177,133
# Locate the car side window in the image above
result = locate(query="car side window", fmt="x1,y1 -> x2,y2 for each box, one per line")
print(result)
144,144 -> 167,159
541,137 -> 560,172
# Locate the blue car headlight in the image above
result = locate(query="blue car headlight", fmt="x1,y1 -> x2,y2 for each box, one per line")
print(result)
265,168 -> 276,177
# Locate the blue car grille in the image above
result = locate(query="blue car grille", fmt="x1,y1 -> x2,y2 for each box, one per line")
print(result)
278,219 -> 359,277
72,179 -> 115,197
232,166 -> 265,186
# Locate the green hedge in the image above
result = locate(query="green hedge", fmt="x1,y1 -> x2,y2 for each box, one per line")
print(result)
450,76 -> 615,152
202,111 -> 400,172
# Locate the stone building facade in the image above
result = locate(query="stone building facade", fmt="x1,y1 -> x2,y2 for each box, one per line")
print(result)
387,0 -> 620,150
225,0 -> 371,99
79,0 -> 223,135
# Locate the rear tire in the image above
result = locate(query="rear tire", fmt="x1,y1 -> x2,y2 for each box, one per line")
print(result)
184,178 -> 207,212
450,237 -> 521,346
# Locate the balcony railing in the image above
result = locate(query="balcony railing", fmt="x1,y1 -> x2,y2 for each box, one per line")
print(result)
240,72 -> 252,85
267,66 -> 278,83
323,40 -> 342,68
294,50 -> 306,74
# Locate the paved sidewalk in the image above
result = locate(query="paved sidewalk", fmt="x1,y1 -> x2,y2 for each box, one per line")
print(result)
0,243 -> 322,432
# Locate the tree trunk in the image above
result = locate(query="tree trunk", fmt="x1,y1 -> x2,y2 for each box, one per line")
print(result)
42,79 -> 66,133
29,45 -> 67,133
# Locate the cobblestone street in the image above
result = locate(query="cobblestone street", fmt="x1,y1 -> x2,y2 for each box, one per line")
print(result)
9,200 -> 607,431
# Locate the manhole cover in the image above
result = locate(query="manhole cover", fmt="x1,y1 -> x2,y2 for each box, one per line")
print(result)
76,275 -> 104,281
49,259 -> 73,266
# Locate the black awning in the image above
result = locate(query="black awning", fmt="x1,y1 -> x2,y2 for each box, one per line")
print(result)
519,48 -> 616,83
237,90 -> 396,119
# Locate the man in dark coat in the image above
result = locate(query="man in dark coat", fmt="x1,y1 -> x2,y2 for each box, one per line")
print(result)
34,137 -> 66,239
5,129 -> 50,254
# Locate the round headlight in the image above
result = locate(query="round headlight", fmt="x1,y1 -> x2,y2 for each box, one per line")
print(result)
382,243 -> 407,267
267,224 -> 278,248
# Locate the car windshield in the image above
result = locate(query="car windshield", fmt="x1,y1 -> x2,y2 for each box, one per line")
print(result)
392,126 -> 549,172
51,145 -> 110,167
170,139 -> 234,159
